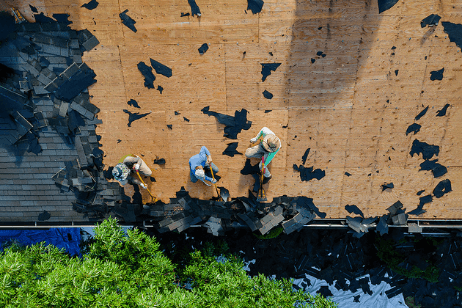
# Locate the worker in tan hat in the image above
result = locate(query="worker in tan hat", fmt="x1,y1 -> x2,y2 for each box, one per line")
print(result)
113,155 -> 152,189
245,127 -> 281,180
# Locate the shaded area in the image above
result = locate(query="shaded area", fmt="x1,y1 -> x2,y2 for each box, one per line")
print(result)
201,106 -> 251,139
293,164 -> 325,182
123,109 -> 150,127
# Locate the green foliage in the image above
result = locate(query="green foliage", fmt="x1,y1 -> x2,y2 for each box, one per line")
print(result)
375,235 -> 439,283
0,217 -> 337,307
254,226 -> 284,240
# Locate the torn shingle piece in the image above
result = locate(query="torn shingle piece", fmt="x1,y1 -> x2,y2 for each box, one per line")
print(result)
263,90 -> 273,99
188,0 -> 202,17
198,43 -> 209,55
260,63 -> 281,82
405,123 -> 421,135
436,104 -> 450,117
301,148 -> 310,165
419,159 -> 447,178
201,106 -> 252,139
430,68 -> 444,81
378,0 -> 399,14
82,0 -> 99,10
157,85 -> 163,94
293,164 -> 325,182
222,142 -> 242,157
127,99 -> 140,108
415,106 -> 429,121
54,63 -> 97,102
345,205 -> 364,218
167,124 -> 172,130
52,14 -> 72,25
381,182 -> 394,191
183,117 -> 190,122
150,58 -> 172,77
433,179 -> 452,198
119,10 -> 137,33
123,109 -> 150,127
386,201 -> 403,216
442,22 -> 462,52
137,62 -> 155,89
409,139 -> 439,160
421,14 -> 441,28
154,158 -> 166,165
376,215 -> 389,235
82,35 -> 100,51
247,0 -> 264,14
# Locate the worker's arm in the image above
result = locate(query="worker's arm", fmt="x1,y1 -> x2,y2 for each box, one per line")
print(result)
250,127 -> 274,143
123,156 -> 141,165
200,146 -> 213,164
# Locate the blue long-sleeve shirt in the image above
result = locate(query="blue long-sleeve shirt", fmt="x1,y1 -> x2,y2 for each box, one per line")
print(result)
189,146 -> 213,182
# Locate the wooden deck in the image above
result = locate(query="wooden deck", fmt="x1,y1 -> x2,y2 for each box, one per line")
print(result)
4,0 -> 462,220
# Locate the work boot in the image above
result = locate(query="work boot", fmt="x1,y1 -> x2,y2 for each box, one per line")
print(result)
262,175 -> 272,184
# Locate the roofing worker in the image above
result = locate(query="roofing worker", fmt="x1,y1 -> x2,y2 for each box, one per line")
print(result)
245,127 -> 281,180
112,155 -> 152,189
189,146 -> 218,186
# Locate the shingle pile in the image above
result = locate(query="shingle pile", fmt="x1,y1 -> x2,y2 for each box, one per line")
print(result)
0,16 -> 124,223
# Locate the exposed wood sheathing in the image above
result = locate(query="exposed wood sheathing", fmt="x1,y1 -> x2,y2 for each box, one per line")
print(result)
6,0 -> 461,219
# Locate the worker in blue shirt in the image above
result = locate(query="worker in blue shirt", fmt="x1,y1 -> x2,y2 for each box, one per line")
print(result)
189,146 -> 218,185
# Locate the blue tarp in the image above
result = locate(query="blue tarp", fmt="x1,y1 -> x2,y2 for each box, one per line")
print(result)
0,228 -> 81,257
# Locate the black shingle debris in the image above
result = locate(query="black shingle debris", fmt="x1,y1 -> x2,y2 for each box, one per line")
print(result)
119,10 -> 137,33
33,12 -> 56,23
419,159 -> 447,178
29,5 -> 38,13
157,85 -> 163,94
198,43 -> 209,55
247,0 -> 264,14
261,63 -> 281,81
295,196 -> 327,219
430,68 -> 444,81
353,295 -> 360,303
201,106 -> 252,139
38,211 -> 51,221
293,164 -> 325,182
408,195 -> 433,216
442,22 -> 462,51
167,124 -> 172,130
123,109 -> 150,127
264,110 -> 272,113
415,106 -> 429,120
301,148 -> 310,165
150,58 -> 172,78
345,205 -> 364,218
395,70 -> 399,76
263,90 -> 273,99
188,0 -> 202,17
378,0 -> 399,14
436,104 -> 450,117
223,142 -> 242,157
52,14 -> 72,25
127,99 -> 140,108
154,158 -> 166,165
181,12 -> 190,17
406,123 -> 421,135
409,139 -> 439,160
345,172 -> 351,177
433,179 -> 452,198
82,0 -> 99,10
417,190 -> 424,195
311,58 -> 315,63
421,14 -> 441,28
137,62 -> 155,89
376,215 -> 389,235
382,182 -> 394,191
387,201 -> 403,216
316,51 -> 326,57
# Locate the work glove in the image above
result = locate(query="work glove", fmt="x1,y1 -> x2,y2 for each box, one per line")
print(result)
140,183 -> 147,189
206,155 -> 212,165
134,163 -> 140,171
250,137 -> 257,143
211,179 -> 217,184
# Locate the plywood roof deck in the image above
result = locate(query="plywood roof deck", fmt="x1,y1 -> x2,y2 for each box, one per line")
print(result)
4,0 -> 462,220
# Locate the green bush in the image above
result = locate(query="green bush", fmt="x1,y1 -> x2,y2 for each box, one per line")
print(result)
0,217 -> 337,308
254,226 -> 284,240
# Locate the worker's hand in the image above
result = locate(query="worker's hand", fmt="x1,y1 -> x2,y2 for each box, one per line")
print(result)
211,179 -> 217,184
206,155 -> 212,165
250,137 -> 257,143
134,163 -> 140,171
140,183 -> 147,189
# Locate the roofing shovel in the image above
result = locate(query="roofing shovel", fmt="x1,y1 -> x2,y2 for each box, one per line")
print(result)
256,156 -> 267,202
135,170 -> 157,203
209,164 -> 223,201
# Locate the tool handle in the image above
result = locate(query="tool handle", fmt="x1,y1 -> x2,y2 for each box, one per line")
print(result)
136,171 -> 157,202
